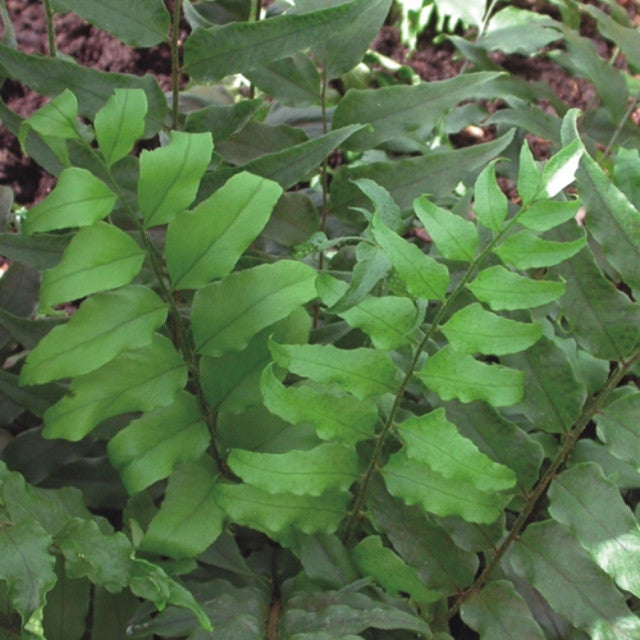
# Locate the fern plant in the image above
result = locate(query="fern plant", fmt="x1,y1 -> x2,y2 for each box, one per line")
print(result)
1,0 -> 640,638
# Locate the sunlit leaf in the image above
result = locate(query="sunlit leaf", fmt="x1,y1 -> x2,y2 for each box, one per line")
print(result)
473,159 -> 508,231
493,229 -> 586,269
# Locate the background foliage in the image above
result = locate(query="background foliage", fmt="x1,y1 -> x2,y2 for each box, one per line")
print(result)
1,0 -> 640,638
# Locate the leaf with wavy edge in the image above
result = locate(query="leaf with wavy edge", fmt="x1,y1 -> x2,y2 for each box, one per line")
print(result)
418,345 -> 523,407
21,286 -> 166,385
467,265 -> 565,311
441,302 -> 542,355
228,442 -> 359,497
595,390 -> 640,468
261,365 -> 377,445
269,341 -> 398,400
42,334 -> 188,441
383,451 -> 511,524
108,391 -> 209,494
397,408 -> 516,492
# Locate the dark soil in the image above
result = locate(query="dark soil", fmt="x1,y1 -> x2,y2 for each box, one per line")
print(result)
0,1 -> 636,206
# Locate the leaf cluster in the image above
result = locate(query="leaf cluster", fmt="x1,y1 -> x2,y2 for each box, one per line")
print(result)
1,0 -> 640,638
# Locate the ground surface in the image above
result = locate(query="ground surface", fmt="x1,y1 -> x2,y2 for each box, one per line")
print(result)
0,0 -> 637,205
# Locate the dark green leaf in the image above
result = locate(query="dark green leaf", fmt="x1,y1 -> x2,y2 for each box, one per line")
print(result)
52,0 -> 169,47
548,463 -> 640,598
0,232 -> 70,270
595,390 -> 640,469
43,566 -> 90,640
299,534 -> 359,589
461,580 -> 545,640
510,520 -> 640,639
503,336 -> 586,433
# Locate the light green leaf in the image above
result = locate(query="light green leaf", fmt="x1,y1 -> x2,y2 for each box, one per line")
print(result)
549,463 -> 640,598
214,483 -> 349,541
23,168 -> 117,235
414,195 -> 478,262
138,131 -> 213,228
183,0 -> 373,82
371,214 -> 449,301
467,265 -> 565,310
201,308 -> 310,413
228,442 -> 359,497
441,302 -> 541,355
510,520 -> 640,640
552,246 -> 640,360
38,222 -> 145,312
129,559 -> 212,631
261,365 -> 377,445
166,172 -> 283,289
397,408 -> 517,492
52,0 -> 169,47
191,261 -> 316,357
95,88 -> 148,167
539,136 -> 583,198
461,580 -> 545,640
269,341 -> 398,400
333,72 -> 501,151
418,345 -> 524,407
595,391 -> 640,469
473,160 -> 508,231
141,457 -> 224,559
353,536 -> 442,605
42,334 -> 188,441
331,129 -> 516,218
576,149 -> 640,293
20,286 -> 166,385
55,519 -> 132,592
18,89 -> 81,158
383,451 -> 510,524
0,518 -> 56,627
517,141 -> 540,205
108,391 -> 210,494
517,199 -> 581,232
318,275 -> 418,350
493,229 -> 586,269
503,336 -> 586,433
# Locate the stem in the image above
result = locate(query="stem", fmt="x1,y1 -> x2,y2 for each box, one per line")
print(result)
599,87 -> 640,165
342,195 -> 541,543
171,0 -> 183,131
42,0 -> 56,57
444,349 -> 640,621
86,146 -> 234,478
248,0 -> 260,99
